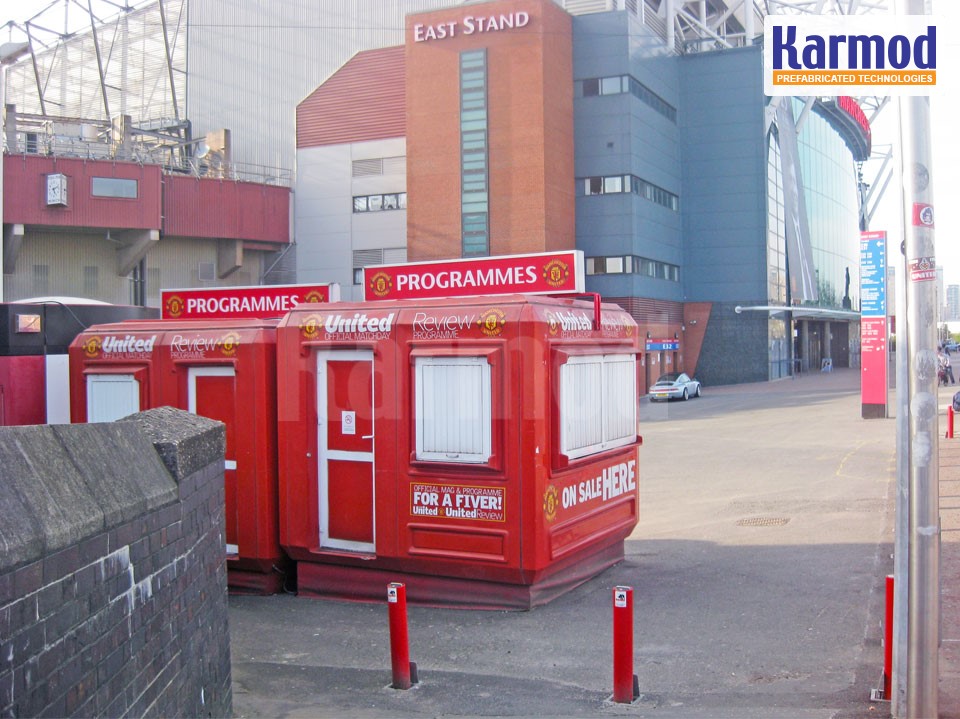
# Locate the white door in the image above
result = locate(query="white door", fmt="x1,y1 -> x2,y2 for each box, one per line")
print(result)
316,350 -> 375,553
86,374 -> 140,423
188,366 -> 239,556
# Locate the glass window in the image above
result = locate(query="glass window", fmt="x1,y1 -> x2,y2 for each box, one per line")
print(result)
582,78 -> 600,96
92,177 -> 138,199
600,76 -> 624,95
354,196 -> 368,212
461,49 -> 488,257
606,257 -> 624,273
603,176 -> 623,194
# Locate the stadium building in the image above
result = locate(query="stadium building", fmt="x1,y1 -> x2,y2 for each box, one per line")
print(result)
2,0 -> 871,389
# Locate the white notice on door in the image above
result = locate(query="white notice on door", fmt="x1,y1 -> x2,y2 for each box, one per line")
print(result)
342,410 -> 356,435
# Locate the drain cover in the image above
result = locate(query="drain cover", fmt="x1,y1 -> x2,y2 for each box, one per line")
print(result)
736,516 -> 790,527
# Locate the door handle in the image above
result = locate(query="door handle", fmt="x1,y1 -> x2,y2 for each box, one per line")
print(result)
362,434 -> 374,440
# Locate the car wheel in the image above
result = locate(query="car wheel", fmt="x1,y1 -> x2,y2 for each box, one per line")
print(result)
695,386 -> 701,398
682,388 -> 689,401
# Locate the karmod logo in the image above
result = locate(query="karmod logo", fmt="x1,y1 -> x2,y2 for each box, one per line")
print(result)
764,15 -> 939,96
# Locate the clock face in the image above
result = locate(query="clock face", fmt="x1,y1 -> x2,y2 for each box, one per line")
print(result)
46,174 -> 66,205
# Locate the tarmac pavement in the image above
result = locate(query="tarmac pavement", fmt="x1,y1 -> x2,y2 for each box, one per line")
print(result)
230,368 -> 958,718
936,380 -> 960,719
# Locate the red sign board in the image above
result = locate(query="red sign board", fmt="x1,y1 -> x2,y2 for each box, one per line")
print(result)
861,317 -> 888,405
363,251 -> 584,301
161,283 -> 340,320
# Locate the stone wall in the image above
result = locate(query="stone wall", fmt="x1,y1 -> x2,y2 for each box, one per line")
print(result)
0,407 -> 232,718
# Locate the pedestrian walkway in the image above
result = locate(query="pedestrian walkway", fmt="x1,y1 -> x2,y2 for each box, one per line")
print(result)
937,384 -> 960,717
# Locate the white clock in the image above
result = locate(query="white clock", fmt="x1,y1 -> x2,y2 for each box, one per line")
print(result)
46,173 -> 68,206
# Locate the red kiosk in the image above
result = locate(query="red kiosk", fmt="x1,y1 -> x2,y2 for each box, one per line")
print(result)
69,318 -> 285,593
276,293 -> 642,609
68,283 -> 339,593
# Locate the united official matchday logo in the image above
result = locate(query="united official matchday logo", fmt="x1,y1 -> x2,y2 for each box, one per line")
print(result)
764,15 -> 939,96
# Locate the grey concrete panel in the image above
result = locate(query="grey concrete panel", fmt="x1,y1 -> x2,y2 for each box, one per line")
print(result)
0,426 -> 105,570
51,422 -> 176,525
121,406 -> 225,482
0,470 -> 43,571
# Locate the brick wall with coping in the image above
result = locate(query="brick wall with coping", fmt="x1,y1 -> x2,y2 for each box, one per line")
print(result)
0,407 -> 232,718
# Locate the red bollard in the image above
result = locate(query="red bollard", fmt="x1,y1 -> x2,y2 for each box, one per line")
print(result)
387,582 -> 417,689
883,575 -> 893,701
612,586 -> 638,703
948,406 -> 955,439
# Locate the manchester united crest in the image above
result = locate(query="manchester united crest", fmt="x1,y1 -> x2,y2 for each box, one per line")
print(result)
477,308 -> 506,337
300,315 -> 325,339
543,485 -> 559,523
164,294 -> 185,318
542,259 -> 570,289
82,336 -> 103,358
368,271 -> 393,298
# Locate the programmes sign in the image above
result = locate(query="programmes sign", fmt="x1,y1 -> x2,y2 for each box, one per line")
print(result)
161,283 -> 339,320
364,251 -> 584,301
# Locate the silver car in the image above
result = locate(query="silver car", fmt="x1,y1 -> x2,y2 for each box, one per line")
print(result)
650,372 -> 702,401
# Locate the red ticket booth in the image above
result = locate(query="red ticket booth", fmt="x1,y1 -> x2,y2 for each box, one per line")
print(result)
69,319 -> 287,594
277,294 -> 642,609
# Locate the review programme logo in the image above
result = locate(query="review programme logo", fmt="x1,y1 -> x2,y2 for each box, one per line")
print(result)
764,15 -> 939,96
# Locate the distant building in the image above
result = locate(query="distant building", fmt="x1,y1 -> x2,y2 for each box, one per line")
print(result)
3,0 -> 872,387
295,0 -> 868,387
947,284 -> 960,322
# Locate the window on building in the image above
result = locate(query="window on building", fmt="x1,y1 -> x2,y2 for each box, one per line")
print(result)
603,175 -> 624,194
578,174 -> 679,211
91,177 -> 138,199
414,355 -> 492,463
579,74 -> 677,122
353,248 -> 406,286
585,255 -> 679,283
352,192 -> 407,213
559,354 -> 637,460
461,49 -> 489,256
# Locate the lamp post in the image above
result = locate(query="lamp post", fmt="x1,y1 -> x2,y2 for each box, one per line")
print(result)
0,41 -> 30,302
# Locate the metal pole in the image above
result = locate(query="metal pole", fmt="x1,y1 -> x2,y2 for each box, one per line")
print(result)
895,3 -> 940,717
893,143 -> 909,719
0,42 -> 31,303
387,582 -> 415,690
885,574 -> 894,701
612,586 -> 637,704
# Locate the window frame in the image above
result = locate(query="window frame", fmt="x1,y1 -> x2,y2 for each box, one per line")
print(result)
553,350 -> 638,464
410,347 -> 503,470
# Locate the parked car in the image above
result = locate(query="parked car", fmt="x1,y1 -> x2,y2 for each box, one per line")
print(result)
650,372 -> 702,401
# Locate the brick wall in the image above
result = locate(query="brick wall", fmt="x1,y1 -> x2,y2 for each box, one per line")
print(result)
0,407 -> 232,718
406,0 -> 575,260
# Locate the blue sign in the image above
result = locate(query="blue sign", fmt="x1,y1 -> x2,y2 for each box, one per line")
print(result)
860,233 -> 886,318
646,339 -> 679,351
